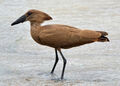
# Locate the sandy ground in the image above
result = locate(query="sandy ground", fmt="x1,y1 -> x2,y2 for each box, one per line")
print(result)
0,0 -> 120,86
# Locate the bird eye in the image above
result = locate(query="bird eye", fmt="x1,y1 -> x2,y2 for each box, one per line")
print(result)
27,12 -> 32,16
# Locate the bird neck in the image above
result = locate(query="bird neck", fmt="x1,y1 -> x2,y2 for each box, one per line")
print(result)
30,22 -> 42,31
30,22 -> 42,43
30,22 -> 42,34
30,22 -> 42,27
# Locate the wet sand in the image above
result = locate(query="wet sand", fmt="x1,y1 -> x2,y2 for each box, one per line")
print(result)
0,0 -> 120,86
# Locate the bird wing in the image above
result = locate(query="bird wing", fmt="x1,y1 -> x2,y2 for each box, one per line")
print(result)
38,24 -> 101,48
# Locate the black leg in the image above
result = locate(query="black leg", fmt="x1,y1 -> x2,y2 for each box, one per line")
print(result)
51,48 -> 59,74
58,49 -> 67,79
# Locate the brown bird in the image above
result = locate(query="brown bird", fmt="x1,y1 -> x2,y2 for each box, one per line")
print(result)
11,9 -> 109,79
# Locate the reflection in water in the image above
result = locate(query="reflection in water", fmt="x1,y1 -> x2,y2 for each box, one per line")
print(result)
0,0 -> 120,86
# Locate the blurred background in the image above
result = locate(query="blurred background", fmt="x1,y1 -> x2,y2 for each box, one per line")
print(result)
0,0 -> 120,86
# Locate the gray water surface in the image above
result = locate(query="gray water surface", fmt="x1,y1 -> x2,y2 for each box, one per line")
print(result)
0,0 -> 120,86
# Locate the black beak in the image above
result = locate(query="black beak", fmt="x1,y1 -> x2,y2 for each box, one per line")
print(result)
11,15 -> 27,26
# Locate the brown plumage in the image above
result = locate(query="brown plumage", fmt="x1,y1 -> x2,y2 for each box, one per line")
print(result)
11,9 -> 109,79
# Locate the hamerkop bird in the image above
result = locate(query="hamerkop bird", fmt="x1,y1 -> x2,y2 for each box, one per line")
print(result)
11,9 -> 109,79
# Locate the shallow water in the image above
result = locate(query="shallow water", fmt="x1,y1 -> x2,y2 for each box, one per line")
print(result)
0,0 -> 120,86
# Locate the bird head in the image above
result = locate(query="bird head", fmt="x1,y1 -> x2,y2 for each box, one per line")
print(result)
11,9 -> 52,26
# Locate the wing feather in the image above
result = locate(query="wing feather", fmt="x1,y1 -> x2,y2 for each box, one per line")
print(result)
39,24 -> 102,48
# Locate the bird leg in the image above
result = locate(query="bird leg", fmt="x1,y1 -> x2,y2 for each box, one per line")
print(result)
51,48 -> 59,74
58,49 -> 67,79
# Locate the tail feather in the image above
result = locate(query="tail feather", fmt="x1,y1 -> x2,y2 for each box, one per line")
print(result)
98,36 -> 109,42
96,31 -> 109,42
96,31 -> 108,36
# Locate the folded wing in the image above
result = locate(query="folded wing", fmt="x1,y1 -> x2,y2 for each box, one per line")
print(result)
39,24 -> 108,49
